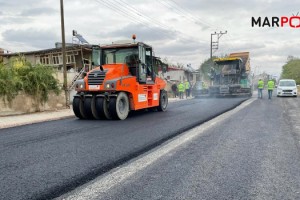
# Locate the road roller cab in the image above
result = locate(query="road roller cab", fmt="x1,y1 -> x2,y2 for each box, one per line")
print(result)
73,39 -> 168,120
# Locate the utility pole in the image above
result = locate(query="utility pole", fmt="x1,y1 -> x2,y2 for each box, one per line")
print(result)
60,0 -> 69,108
210,31 -> 227,59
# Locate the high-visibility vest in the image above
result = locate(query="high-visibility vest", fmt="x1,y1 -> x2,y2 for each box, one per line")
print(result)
178,83 -> 185,92
258,80 -> 264,89
185,81 -> 190,89
267,80 -> 275,90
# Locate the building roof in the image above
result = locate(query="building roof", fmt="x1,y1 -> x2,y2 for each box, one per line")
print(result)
0,44 -> 93,57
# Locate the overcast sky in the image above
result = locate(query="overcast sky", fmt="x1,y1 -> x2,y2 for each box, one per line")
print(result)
1,0 -> 299,76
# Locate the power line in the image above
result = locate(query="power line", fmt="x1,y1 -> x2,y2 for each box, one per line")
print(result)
111,0 -> 208,43
158,0 -> 218,31
157,0 -> 238,55
113,0 -> 171,30
95,0 -> 150,26
95,0 -> 181,40
157,0 -> 236,55
94,0 -> 217,63
94,0 -> 207,45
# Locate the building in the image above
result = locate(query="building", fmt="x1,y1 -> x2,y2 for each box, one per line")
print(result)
159,65 -> 197,84
0,43 -> 94,89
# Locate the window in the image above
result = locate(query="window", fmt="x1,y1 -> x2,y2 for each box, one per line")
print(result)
67,55 -> 75,64
51,53 -> 74,65
40,56 -> 50,65
279,80 -> 296,87
52,54 -> 61,65
92,48 -> 101,66
103,48 -> 138,64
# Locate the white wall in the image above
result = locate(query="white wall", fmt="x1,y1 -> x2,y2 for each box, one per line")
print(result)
159,70 -> 189,82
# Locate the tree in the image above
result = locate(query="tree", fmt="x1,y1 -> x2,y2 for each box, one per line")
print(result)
199,56 -> 217,81
281,59 -> 300,84
0,64 -> 22,104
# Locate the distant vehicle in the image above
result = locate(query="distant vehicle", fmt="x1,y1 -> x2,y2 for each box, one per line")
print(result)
209,52 -> 252,97
277,79 -> 297,97
192,81 -> 209,98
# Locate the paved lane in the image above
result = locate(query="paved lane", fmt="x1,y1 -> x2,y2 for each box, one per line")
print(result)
83,97 -> 300,200
0,97 -> 247,200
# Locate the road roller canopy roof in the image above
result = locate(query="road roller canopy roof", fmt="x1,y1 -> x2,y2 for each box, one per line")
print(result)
100,42 -> 152,50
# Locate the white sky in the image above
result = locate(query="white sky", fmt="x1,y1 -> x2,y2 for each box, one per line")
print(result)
1,0 -> 299,76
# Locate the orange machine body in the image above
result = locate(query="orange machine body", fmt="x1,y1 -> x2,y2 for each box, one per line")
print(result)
73,41 -> 168,120
80,64 -> 166,110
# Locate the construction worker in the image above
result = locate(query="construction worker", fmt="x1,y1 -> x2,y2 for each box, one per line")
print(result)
178,81 -> 185,99
171,81 -> 178,98
257,79 -> 264,99
185,80 -> 190,98
267,79 -> 275,100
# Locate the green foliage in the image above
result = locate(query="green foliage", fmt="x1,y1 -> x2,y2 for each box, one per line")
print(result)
281,59 -> 300,84
199,56 -> 217,81
0,56 -> 61,106
0,64 -> 22,104
17,65 -> 60,104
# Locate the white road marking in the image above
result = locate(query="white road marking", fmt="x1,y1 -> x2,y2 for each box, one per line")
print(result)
59,98 -> 256,200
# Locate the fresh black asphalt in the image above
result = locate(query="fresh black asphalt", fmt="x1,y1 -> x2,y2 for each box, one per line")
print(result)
96,96 -> 300,200
0,97 -> 247,200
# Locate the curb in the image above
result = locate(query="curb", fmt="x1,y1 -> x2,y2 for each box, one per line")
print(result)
0,112 -> 74,129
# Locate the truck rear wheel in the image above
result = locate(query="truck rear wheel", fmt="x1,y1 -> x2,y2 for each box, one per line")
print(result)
95,97 -> 112,119
109,92 -> 129,120
73,96 -> 87,119
84,96 -> 95,119
157,90 -> 168,112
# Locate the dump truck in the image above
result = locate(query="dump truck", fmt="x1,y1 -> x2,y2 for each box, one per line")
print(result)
72,38 -> 168,120
209,52 -> 252,97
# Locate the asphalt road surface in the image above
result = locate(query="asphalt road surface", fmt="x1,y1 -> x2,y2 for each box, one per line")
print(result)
0,97 -> 247,200
62,95 -> 300,200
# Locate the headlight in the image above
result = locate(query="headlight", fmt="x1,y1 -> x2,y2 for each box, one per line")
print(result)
104,81 -> 116,89
74,79 -> 85,91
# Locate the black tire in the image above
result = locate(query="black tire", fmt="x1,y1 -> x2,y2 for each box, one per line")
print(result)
109,92 -> 129,120
95,97 -> 112,119
157,90 -> 168,112
72,96 -> 87,119
90,95 -> 100,119
84,96 -> 95,119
